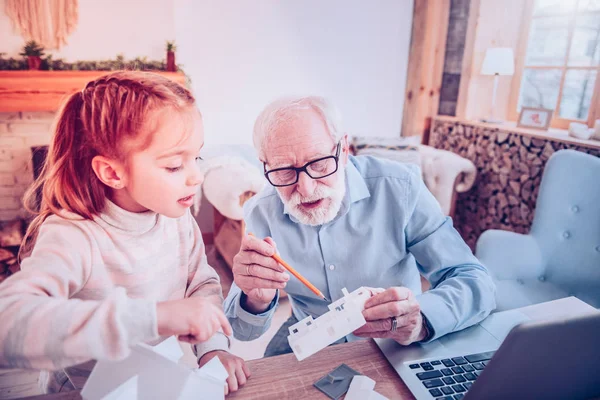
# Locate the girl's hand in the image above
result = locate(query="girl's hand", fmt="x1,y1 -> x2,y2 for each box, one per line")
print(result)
156,297 -> 233,342
198,350 -> 250,395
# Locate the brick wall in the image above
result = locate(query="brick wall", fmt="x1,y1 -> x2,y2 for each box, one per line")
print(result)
0,112 -> 55,221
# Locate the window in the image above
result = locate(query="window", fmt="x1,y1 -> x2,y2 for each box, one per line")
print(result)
510,0 -> 600,129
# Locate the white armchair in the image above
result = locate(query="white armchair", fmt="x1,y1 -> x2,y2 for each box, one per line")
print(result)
419,145 -> 477,216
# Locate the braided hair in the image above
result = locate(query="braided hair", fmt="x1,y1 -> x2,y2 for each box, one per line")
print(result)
20,71 -> 195,261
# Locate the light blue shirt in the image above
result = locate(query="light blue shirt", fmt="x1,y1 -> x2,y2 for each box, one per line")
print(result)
224,155 -> 496,342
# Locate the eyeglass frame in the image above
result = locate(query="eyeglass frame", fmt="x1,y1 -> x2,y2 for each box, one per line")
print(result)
263,141 -> 342,187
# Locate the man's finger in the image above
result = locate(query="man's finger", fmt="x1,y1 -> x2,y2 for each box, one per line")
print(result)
364,287 -> 413,308
353,319 -> 391,334
237,263 -> 289,281
236,275 -> 287,291
263,236 -> 277,250
353,330 -> 397,339
237,252 -> 283,272
241,234 -> 276,256
362,299 -> 419,321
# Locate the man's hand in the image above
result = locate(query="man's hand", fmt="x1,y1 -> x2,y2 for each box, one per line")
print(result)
198,350 -> 250,395
353,287 -> 427,345
232,235 -> 289,313
156,297 -> 232,343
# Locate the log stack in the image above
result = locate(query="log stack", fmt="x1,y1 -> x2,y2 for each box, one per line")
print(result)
430,118 -> 600,250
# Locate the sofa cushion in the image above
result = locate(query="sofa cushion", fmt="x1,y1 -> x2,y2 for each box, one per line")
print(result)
351,136 -> 422,167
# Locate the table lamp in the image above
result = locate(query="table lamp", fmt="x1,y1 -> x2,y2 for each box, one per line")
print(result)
480,47 -> 514,124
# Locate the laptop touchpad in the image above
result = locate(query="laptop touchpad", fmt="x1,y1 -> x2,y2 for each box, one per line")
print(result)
479,309 -> 531,341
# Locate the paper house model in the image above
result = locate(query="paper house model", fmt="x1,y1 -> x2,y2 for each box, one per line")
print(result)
345,375 -> 389,400
287,287 -> 370,361
81,336 -> 228,400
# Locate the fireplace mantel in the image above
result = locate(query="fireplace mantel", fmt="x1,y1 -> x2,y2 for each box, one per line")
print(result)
0,71 -> 187,112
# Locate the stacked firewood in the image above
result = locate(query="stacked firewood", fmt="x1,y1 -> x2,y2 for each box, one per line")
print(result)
430,120 -> 600,250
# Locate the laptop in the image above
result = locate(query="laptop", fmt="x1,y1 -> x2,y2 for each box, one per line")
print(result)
376,309 -> 600,399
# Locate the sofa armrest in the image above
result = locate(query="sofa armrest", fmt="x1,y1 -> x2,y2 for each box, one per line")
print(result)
419,145 -> 477,215
475,230 -> 545,280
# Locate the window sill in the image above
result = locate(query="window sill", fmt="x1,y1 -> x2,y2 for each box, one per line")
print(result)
434,115 -> 600,150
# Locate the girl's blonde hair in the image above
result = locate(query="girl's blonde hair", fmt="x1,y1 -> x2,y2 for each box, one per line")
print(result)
19,71 -> 195,261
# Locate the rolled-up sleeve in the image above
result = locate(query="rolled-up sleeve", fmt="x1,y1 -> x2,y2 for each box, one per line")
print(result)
224,286 -> 280,341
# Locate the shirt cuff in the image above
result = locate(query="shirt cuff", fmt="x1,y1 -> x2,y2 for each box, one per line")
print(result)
122,297 -> 159,345
418,312 -> 435,343
417,291 -> 454,342
234,290 -> 280,327
193,332 -> 231,362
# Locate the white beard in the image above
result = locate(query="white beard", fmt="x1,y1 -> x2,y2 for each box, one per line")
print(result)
280,171 -> 346,226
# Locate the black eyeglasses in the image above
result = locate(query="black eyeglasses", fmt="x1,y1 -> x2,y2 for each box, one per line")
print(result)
264,142 -> 341,187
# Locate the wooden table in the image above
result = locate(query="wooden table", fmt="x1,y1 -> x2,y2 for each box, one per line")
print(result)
227,339 -> 410,399
23,297 -> 597,400
23,339 -> 411,400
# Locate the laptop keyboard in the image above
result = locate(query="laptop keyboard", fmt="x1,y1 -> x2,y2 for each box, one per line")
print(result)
408,350 -> 495,399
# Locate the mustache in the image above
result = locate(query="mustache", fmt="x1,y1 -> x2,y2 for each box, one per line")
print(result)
287,184 -> 337,207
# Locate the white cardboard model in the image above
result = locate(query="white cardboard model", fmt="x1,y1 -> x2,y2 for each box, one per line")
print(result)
81,336 -> 228,400
345,375 -> 389,400
287,287 -> 370,361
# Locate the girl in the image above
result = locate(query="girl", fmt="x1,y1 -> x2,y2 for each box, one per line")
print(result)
0,71 -> 249,395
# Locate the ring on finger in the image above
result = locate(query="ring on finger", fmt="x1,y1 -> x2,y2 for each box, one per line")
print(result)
390,316 -> 398,332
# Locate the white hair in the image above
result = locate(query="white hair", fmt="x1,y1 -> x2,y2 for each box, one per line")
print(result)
253,96 -> 343,160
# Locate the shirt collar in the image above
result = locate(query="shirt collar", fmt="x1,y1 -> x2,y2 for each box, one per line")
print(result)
345,156 -> 370,204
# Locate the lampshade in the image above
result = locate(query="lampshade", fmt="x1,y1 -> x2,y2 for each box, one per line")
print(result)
481,47 -> 515,76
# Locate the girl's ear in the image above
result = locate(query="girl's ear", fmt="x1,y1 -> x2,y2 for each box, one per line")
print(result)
91,155 -> 127,189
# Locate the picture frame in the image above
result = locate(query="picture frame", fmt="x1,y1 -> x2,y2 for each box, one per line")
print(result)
517,107 -> 554,130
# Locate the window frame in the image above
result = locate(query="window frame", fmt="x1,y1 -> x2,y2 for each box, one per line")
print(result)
508,0 -> 600,129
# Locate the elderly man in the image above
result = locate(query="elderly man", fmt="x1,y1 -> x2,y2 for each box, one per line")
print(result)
223,96 -> 495,357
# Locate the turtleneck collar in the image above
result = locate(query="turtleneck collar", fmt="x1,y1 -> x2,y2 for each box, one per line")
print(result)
97,199 -> 159,234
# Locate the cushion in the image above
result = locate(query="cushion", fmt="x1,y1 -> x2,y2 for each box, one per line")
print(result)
195,156 -> 265,220
351,136 -> 422,167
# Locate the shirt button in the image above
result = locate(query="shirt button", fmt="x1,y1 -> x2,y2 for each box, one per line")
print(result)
596,245 -> 600,253
571,205 -> 579,213
563,231 -> 571,239
538,275 -> 546,282
329,264 -> 335,271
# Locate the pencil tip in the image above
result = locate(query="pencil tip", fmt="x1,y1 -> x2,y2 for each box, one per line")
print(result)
322,296 -> 331,302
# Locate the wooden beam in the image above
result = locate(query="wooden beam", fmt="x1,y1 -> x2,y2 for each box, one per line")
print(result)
508,0 -> 534,123
401,0 -> 450,142
455,0 -> 481,120
588,65 -> 600,127
0,71 -> 187,112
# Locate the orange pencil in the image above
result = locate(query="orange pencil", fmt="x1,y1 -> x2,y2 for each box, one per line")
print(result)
249,233 -> 330,302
